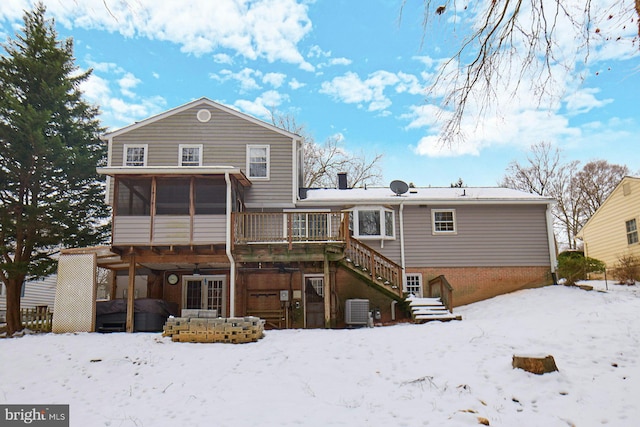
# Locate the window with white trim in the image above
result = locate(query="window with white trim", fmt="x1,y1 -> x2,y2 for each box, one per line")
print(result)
405,273 -> 423,297
0,283 -> 5,296
350,207 -> 395,239
123,144 -> 147,167
432,209 -> 456,234
179,144 -> 202,166
247,145 -> 270,179
626,218 -> 638,245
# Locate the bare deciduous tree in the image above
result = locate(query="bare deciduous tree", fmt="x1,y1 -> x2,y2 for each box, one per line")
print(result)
499,142 -> 561,196
271,112 -> 383,188
501,142 -> 631,249
549,160 -> 583,249
574,160 -> 629,218
403,0 -> 639,144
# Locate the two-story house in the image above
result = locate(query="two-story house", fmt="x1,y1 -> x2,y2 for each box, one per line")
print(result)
52,97 -> 557,333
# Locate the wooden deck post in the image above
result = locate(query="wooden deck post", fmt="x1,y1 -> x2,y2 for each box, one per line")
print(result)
126,254 -> 136,333
323,251 -> 331,328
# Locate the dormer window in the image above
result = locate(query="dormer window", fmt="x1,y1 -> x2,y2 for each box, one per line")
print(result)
180,144 -> 202,167
124,144 -> 147,167
247,144 -> 270,180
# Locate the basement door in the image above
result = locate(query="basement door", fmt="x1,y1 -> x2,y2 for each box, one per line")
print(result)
183,275 -> 226,316
305,276 -> 324,328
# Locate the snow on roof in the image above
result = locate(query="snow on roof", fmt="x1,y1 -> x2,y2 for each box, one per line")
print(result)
299,186 -> 554,205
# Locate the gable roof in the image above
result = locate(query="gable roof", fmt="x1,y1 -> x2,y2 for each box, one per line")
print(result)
102,97 -> 300,140
298,186 -> 555,206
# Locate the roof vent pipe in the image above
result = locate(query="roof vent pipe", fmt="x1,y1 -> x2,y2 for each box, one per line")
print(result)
338,172 -> 348,190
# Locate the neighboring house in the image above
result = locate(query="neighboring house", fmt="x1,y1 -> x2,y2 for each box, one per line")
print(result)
54,97 -> 557,331
577,176 -> 640,273
0,275 -> 57,322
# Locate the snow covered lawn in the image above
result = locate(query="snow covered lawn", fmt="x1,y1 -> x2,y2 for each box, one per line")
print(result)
1,282 -> 639,426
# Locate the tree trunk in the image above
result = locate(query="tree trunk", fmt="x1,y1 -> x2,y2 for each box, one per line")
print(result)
637,0 -> 640,36
5,278 -> 25,335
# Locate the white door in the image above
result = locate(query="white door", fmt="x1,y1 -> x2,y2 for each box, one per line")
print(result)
183,275 -> 226,316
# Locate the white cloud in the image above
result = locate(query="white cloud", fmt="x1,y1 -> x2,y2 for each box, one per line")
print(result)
79,62 -> 166,130
118,72 -> 141,98
307,45 -> 331,59
320,70 -> 418,112
214,68 -> 262,92
263,72 -> 287,88
7,0 -> 314,68
564,87 -> 613,115
234,90 -> 289,120
213,53 -> 234,65
289,78 -> 305,90
329,57 -> 352,66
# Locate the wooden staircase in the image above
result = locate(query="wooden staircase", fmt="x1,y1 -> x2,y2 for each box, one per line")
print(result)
341,237 -> 404,300
408,296 -> 461,323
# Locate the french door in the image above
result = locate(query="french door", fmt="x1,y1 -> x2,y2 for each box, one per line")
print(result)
183,275 -> 226,316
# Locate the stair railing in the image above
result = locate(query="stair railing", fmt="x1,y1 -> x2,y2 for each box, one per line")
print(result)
427,275 -> 454,313
341,216 -> 403,297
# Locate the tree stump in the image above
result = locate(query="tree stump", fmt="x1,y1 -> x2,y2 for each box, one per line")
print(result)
512,355 -> 558,375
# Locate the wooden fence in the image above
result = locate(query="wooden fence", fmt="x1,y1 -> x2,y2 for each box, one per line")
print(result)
21,307 -> 53,332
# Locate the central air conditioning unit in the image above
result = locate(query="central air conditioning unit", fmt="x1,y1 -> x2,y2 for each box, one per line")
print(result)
345,299 -> 370,326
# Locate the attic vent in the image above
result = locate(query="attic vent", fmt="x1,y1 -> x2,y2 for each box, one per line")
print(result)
623,183 -> 631,196
197,109 -> 211,123
345,299 -> 370,326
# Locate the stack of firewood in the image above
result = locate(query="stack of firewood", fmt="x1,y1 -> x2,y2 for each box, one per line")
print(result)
163,316 -> 265,344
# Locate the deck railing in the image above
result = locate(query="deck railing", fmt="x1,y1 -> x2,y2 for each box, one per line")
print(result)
427,275 -> 454,313
232,212 -> 344,247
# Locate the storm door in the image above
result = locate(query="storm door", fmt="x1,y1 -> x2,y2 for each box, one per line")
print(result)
183,275 -> 226,316
304,276 -> 325,328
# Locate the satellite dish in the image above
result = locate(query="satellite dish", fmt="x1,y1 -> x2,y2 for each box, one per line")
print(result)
390,180 -> 409,196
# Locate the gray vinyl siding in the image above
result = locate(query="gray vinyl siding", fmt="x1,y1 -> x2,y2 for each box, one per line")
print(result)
403,204 -> 550,267
0,275 -> 57,317
112,216 -> 226,245
110,103 -> 294,206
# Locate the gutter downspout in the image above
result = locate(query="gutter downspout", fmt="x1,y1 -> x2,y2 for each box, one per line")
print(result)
392,201 -> 406,321
545,202 -> 558,285
225,172 -> 236,316
400,202 -> 406,274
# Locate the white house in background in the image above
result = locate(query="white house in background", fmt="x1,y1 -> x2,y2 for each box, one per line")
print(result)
0,275 -> 57,322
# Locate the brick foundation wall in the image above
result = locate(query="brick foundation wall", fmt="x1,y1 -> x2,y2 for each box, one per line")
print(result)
408,266 -> 554,307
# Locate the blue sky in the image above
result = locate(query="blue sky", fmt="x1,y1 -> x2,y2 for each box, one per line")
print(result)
1,0 -> 638,187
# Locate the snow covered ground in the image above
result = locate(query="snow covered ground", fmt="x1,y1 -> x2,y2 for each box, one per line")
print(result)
1,281 -> 639,427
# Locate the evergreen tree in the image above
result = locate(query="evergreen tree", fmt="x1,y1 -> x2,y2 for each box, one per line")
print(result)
0,3 -> 109,335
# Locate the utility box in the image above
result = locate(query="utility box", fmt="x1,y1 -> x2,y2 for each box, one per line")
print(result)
345,299 -> 370,326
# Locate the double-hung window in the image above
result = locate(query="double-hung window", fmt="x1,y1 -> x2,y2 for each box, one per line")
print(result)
350,207 -> 395,239
123,144 -> 147,167
432,209 -> 456,234
179,144 -> 203,167
247,145 -> 270,179
626,219 -> 638,245
405,273 -> 423,297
